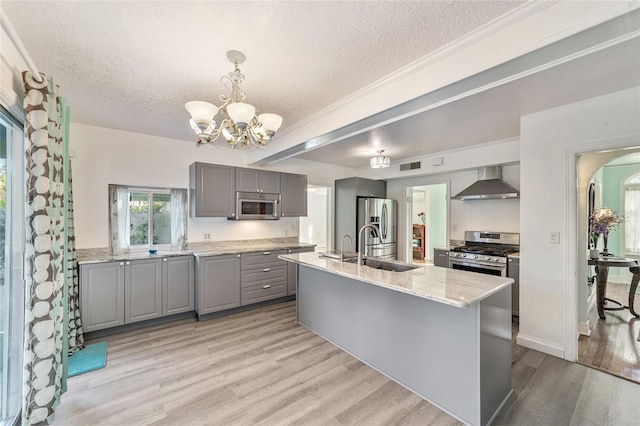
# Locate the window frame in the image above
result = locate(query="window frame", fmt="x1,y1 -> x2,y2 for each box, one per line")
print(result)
128,187 -> 172,248
624,172 -> 640,255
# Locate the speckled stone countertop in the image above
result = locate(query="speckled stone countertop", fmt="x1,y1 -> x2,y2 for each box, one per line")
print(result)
77,238 -> 316,265
280,252 -> 513,308
508,252 -> 520,259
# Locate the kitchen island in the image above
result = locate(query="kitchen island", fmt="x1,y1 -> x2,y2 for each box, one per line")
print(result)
279,252 -> 514,426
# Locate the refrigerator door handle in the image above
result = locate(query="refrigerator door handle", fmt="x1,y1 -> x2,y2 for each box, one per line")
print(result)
381,203 -> 388,241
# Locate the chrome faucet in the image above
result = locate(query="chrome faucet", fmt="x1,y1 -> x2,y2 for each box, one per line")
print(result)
357,224 -> 380,266
340,234 -> 353,262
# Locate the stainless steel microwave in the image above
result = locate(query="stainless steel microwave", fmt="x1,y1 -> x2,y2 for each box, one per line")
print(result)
232,192 -> 280,220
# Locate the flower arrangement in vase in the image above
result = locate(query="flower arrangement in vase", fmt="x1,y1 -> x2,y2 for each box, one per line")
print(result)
589,207 -> 625,257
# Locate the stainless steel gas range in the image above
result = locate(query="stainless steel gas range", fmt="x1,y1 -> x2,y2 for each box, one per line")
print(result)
448,231 -> 520,277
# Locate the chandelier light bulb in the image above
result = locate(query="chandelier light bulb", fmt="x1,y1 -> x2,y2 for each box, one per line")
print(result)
259,113 -> 283,132
227,102 -> 256,125
185,101 -> 218,125
370,150 -> 391,168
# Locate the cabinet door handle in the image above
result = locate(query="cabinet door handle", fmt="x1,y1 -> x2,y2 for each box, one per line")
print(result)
508,259 -> 512,263
125,261 -> 130,265
263,251 -> 271,255
262,268 -> 271,272
119,262 -> 124,266
163,258 -> 168,262
262,284 -> 271,289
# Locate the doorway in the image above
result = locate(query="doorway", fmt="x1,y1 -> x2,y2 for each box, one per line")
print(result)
576,149 -> 640,383
407,184 -> 447,264
299,184 -> 331,252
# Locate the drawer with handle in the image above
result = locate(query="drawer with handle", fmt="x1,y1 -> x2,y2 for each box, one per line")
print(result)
241,264 -> 287,288
241,250 -> 288,269
241,281 -> 287,305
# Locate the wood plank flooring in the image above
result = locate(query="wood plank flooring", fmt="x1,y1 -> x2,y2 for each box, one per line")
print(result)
578,282 -> 640,383
55,301 -> 640,425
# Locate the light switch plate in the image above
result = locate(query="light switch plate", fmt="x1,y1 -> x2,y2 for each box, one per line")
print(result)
550,232 -> 560,244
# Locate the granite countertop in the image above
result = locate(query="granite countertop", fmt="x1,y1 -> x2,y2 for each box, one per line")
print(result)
77,239 -> 316,265
280,252 -> 513,308
508,252 -> 520,259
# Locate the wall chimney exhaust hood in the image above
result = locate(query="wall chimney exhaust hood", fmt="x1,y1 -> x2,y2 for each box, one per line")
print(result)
452,166 -> 519,200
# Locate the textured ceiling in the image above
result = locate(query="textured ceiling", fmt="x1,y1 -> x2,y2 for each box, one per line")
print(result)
1,1 -> 523,144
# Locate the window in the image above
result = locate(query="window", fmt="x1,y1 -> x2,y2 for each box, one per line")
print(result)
625,173 -> 640,254
108,185 -> 187,254
0,111 -> 24,426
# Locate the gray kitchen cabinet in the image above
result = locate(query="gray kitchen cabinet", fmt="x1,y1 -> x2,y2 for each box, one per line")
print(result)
235,167 -> 281,193
125,258 -> 163,323
163,255 -> 195,316
280,172 -> 307,217
80,261 -> 125,332
334,177 -> 387,251
189,162 -> 236,217
508,257 -> 520,316
240,250 -> 288,305
196,254 -> 241,315
286,246 -> 315,295
433,248 -> 449,267
356,177 -> 387,198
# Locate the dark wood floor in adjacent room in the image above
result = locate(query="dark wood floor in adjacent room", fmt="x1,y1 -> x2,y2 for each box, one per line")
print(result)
578,282 -> 640,383
55,301 -> 640,425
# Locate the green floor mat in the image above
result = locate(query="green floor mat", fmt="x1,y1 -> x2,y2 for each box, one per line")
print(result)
68,341 -> 108,377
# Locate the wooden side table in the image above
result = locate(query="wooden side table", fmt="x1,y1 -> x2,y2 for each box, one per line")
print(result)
588,257 -> 640,319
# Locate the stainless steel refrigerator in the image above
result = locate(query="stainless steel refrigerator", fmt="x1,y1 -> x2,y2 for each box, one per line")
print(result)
357,198 -> 397,259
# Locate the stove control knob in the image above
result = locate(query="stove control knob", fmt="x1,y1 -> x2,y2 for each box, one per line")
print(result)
484,256 -> 491,261
492,257 -> 500,262
461,254 -> 466,258
474,255 -> 479,259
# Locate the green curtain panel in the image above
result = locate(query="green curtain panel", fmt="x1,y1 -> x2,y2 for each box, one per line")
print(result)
21,71 -> 81,425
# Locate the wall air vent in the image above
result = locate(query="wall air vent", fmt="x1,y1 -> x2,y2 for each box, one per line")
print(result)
399,161 -> 421,171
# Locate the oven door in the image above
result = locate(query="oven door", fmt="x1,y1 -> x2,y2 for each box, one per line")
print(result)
448,258 -> 506,277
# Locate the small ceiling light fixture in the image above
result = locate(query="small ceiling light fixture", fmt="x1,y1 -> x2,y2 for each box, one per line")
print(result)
370,150 -> 391,168
185,50 -> 283,149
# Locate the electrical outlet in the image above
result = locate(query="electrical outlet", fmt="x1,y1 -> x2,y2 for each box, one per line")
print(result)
550,232 -> 560,244
204,233 -> 211,240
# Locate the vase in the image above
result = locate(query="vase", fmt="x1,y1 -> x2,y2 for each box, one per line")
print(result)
590,249 -> 599,259
601,234 -> 611,256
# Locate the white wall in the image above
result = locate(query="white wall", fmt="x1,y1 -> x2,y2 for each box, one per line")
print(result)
519,86 -> 640,360
70,123 -> 355,249
386,164 -> 520,261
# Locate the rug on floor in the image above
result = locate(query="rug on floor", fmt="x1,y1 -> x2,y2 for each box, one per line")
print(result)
68,341 -> 108,377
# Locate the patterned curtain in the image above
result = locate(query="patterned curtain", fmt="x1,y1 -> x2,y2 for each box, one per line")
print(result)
21,71 -> 74,425
66,162 -> 84,355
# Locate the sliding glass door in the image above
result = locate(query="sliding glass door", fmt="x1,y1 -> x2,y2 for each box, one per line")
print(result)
0,111 -> 24,426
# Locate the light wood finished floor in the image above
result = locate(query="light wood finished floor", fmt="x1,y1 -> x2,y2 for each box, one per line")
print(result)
578,282 -> 640,383
55,301 -> 640,425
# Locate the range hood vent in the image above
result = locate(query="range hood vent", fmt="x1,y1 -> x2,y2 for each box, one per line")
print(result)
452,166 -> 519,200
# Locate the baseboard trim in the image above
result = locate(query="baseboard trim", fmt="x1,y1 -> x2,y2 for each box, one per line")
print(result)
578,321 -> 591,337
516,333 -> 565,359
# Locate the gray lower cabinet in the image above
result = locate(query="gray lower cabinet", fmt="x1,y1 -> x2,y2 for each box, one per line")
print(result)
125,258 -> 163,323
81,255 -> 195,332
433,248 -> 449,267
80,261 -> 125,332
286,246 -> 315,295
164,256 -> 195,315
190,162 -> 236,217
280,173 -> 308,217
196,254 -> 241,315
241,250 -> 287,304
507,257 -> 520,316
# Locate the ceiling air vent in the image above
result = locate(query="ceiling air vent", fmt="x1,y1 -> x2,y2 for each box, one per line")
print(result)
400,161 -> 421,171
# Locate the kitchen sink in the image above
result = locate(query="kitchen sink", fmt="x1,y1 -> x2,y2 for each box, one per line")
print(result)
344,257 -> 419,272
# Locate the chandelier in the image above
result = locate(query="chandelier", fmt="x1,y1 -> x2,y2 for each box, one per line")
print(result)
185,50 -> 283,149
370,150 -> 391,168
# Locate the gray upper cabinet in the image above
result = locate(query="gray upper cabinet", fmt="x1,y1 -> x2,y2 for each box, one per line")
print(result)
163,255 -> 195,316
190,162 -> 236,217
125,258 -> 163,323
281,172 -> 307,217
196,254 -> 241,315
80,261 -> 125,332
235,168 -> 281,193
355,177 -> 386,198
